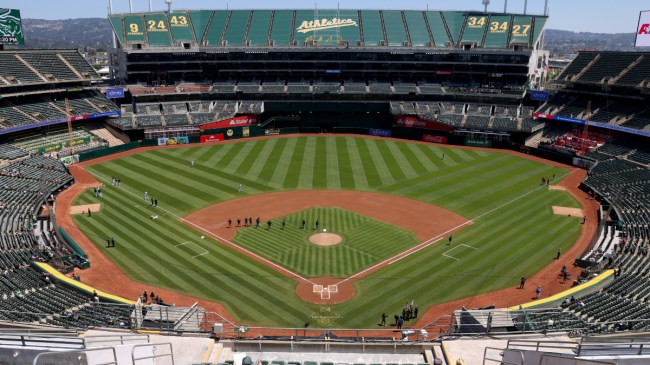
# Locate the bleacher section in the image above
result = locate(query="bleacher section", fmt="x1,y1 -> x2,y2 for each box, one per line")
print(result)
116,100 -> 248,129
12,127 -> 106,156
0,91 -> 118,132
558,137 -> 650,333
0,50 -> 99,86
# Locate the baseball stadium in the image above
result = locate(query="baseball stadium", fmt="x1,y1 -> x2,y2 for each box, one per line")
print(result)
0,1 -> 650,364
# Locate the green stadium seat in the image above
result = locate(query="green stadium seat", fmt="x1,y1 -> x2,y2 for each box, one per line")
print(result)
360,10 -> 384,46
403,11 -> 430,47
205,11 -> 229,46
144,13 -> 172,46
224,10 -> 250,46
303,361 -> 317,365
483,15 -> 510,48
510,16 -> 533,45
270,10 -> 294,46
460,14 -> 487,45
382,10 -> 407,46
247,10 -> 272,46
441,11 -> 465,45
189,10 -> 213,45
168,12 -> 195,44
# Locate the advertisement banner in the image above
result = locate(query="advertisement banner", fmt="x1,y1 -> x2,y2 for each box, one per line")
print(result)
369,128 -> 392,137
200,134 -> 224,143
158,136 -> 189,146
530,90 -> 549,101
242,126 -> 250,137
422,134 -> 448,144
636,10 -> 650,47
395,116 -> 455,131
199,115 -> 258,130
465,138 -> 493,148
106,88 -> 125,99
60,155 -> 79,166
264,129 -> 281,136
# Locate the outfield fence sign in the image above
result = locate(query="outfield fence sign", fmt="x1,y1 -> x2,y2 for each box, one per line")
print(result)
465,138 -> 492,147
369,128 -> 392,137
422,134 -> 447,144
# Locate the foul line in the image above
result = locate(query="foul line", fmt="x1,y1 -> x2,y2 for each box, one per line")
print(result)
442,244 -> 478,261
174,241 -> 209,258
84,171 -> 317,286
335,169 -> 580,286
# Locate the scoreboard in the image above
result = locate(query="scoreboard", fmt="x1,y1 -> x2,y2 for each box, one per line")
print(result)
0,8 -> 24,45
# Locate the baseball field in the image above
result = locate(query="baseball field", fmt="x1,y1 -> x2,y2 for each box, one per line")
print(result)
71,135 -> 581,328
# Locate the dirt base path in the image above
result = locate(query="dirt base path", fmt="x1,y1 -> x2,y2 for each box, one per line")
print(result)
414,169 -> 598,328
184,190 -> 471,304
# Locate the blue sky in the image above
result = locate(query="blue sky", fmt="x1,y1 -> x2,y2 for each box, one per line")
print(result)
2,0 -> 648,33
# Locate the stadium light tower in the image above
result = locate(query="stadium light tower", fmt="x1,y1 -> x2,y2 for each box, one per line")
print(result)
165,0 -> 173,13
482,0 -> 490,13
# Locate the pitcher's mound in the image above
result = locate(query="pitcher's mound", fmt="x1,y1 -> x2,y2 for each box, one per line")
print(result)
310,233 -> 342,246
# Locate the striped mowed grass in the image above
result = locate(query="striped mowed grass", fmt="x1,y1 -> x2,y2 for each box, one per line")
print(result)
73,136 -> 581,328
232,207 -> 419,277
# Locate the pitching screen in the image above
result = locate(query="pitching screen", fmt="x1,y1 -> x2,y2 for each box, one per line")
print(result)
636,10 -> 650,47
0,8 -> 23,45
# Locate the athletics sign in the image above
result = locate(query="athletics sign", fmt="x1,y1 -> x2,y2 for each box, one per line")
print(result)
636,10 -> 650,47
0,8 -> 24,45
296,17 -> 357,33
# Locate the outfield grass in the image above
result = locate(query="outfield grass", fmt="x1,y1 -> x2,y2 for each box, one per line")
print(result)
73,136 -> 580,328
232,207 -> 420,277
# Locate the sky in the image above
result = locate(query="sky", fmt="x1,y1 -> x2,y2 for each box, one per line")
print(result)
2,0 -> 648,34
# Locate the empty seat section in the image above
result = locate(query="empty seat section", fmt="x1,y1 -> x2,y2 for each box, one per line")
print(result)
19,53 -> 78,81
559,52 -> 598,80
403,11 -> 430,47
188,10 -> 213,45
509,16 -> 533,45
123,15 -> 146,44
531,17 -> 546,46
426,12 -> 451,47
168,12 -> 195,44
144,13 -> 172,46
224,10 -> 250,46
360,10 -> 384,46
578,53 -> 639,84
0,54 -> 43,84
60,51 -> 98,78
461,14 -> 487,45
441,12 -> 466,46
484,15 -> 510,48
616,57 -> 650,86
270,10 -> 294,46
382,10 -> 407,46
109,15 -> 126,45
247,10 -> 272,46
204,11 -> 229,46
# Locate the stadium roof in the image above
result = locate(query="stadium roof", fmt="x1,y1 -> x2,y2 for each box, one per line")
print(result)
109,9 -> 547,50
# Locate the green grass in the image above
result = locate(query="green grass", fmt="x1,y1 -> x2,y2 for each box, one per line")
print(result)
74,136 -> 580,328
232,207 -> 419,277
